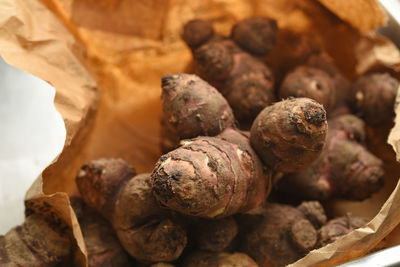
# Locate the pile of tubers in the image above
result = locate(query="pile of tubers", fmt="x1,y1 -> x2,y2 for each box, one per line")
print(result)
1,16 -> 398,267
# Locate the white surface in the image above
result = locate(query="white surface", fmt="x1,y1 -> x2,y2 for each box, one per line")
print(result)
0,57 -> 66,234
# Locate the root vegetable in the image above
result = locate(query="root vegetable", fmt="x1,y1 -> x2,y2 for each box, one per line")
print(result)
276,114 -> 384,200
231,17 -> 278,56
352,72 -> 399,125
0,213 -> 71,266
250,97 -> 327,173
182,251 -> 258,267
280,66 -> 336,112
182,19 -> 214,49
76,159 -> 187,263
151,128 -> 271,218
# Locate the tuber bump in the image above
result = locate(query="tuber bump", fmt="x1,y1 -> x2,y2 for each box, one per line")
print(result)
250,97 -> 327,173
151,128 -> 271,218
182,19 -> 215,49
182,251 -> 258,267
76,159 -> 187,263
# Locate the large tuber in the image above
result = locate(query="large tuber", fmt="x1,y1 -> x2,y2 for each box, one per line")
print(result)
76,159 -> 187,263
151,128 -> 271,218
250,97 -> 327,173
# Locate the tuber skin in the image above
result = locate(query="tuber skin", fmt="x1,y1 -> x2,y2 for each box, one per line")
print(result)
182,19 -> 214,50
76,159 -> 187,263
351,72 -> 399,125
318,216 -> 369,247
161,73 -> 235,152
151,128 -> 271,219
182,251 -> 258,267
231,16 -> 278,56
191,217 -> 239,252
238,202 -> 324,267
0,213 -> 71,267
250,97 -> 327,173
182,19 -> 276,125
70,198 -> 134,267
280,66 -> 336,113
276,114 -> 384,200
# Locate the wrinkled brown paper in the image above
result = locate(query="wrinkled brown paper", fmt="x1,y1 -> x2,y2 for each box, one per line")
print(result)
0,0 -> 400,266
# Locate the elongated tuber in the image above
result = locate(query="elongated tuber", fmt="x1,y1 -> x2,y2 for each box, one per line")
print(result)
161,73 -> 235,152
280,66 -> 336,112
151,128 -> 271,218
351,72 -> 399,125
76,159 -> 187,263
0,213 -> 71,266
238,202 -> 324,267
182,251 -> 258,267
318,216 -> 369,247
250,97 -> 327,173
70,198 -> 134,267
231,16 -> 278,56
276,114 -> 384,200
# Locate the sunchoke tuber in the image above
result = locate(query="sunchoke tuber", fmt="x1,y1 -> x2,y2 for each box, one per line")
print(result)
151,128 -> 271,218
351,72 -> 399,125
76,159 -> 187,263
182,251 -> 258,267
238,202 -> 325,267
250,97 -> 327,172
276,114 -> 384,200
182,19 -> 214,49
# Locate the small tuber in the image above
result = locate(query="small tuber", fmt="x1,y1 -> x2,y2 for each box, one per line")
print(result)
182,19 -> 215,50
250,97 -> 327,173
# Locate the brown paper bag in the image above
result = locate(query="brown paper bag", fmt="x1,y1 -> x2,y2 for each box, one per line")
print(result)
1,0 -> 400,266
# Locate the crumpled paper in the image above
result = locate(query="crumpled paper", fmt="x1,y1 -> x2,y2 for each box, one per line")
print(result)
0,0 -> 400,266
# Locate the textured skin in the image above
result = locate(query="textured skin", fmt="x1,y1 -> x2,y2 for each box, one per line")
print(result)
183,251 -> 258,267
277,115 -> 384,200
297,201 -> 327,228
0,214 -> 71,267
152,129 -> 270,218
318,216 -> 369,247
238,203 -> 319,267
76,160 -> 187,263
191,217 -> 238,252
280,66 -> 336,112
182,19 -> 214,49
231,17 -> 278,56
352,72 -> 398,125
250,98 -> 327,173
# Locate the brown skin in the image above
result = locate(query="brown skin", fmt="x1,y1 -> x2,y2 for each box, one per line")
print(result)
318,216 -> 369,247
161,74 -> 235,141
352,72 -> 398,125
0,213 -> 71,267
297,201 -> 327,228
238,202 -> 321,267
182,251 -> 258,267
231,16 -> 278,56
75,205 -> 134,267
280,66 -> 336,113
151,128 -> 271,219
150,263 -> 175,267
182,19 -> 214,50
276,115 -> 384,200
76,159 -> 187,263
250,97 -> 327,173
191,217 -> 238,252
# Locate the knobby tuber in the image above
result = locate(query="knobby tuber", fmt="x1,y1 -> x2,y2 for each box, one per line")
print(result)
190,217 -> 238,252
182,19 -> 214,49
280,66 -> 336,112
250,97 -> 327,173
231,16 -> 278,56
352,72 -> 399,125
70,198 -> 134,267
182,19 -> 276,124
318,216 -> 370,247
76,158 -> 187,263
276,114 -> 384,200
160,73 -> 235,152
151,128 -> 271,218
0,213 -> 71,267
238,202 -> 325,267
182,251 -> 258,267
